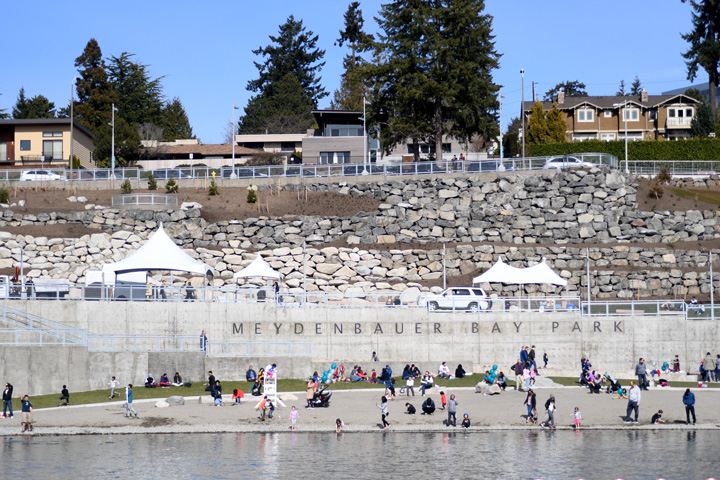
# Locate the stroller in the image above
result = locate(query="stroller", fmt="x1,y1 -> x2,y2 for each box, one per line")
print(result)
603,374 -> 621,394
310,384 -> 332,408
251,380 -> 263,396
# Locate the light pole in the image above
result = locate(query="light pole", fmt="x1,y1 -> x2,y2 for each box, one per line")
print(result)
109,103 -> 118,176
499,88 -> 504,160
69,76 -> 80,177
613,100 -> 630,174
520,69 -> 525,161
361,94 -> 370,175
231,103 -> 239,178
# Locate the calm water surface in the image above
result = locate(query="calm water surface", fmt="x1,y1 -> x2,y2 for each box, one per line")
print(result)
3,430 -> 718,479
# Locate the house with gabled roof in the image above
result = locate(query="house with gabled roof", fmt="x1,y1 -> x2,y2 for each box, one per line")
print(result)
523,90 -> 701,142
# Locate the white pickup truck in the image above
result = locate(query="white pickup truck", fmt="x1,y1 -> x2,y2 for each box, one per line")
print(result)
0,275 -> 70,299
418,287 -> 490,312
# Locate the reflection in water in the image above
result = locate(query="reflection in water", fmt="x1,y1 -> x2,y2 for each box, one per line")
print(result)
1,430 -> 719,479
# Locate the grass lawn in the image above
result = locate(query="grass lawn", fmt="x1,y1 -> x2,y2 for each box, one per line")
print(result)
7,374 -> 489,411
548,376 -> 717,390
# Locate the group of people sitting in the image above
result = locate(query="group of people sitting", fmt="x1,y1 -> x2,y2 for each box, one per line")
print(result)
145,372 -> 184,388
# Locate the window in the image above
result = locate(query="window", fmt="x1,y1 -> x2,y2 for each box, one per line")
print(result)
407,143 -> 452,154
42,131 -> 63,137
618,132 -> 643,142
280,142 -> 296,151
0,142 -> 6,161
577,109 -> 594,122
20,140 -> 31,151
320,151 -> 351,164
599,133 -> 616,141
604,110 -> 612,118
42,140 -> 63,160
242,142 -> 264,149
622,108 -> 639,121
668,107 -> 693,119
324,123 -> 363,137
648,109 -> 657,121
685,108 -> 693,117
572,133 -> 597,142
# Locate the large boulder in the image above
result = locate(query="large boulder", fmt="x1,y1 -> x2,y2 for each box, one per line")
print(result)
166,396 -> 185,406
155,400 -> 170,408
475,382 -> 501,395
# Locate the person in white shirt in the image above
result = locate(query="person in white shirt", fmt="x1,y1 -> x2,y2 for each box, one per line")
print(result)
438,362 -> 451,379
108,376 -> 120,399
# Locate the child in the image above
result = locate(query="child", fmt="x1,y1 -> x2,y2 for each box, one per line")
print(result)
267,398 -> 275,419
232,388 -> 244,404
572,407 -> 582,431
289,406 -> 298,430
405,402 -> 416,414
461,413 -> 471,428
406,375 -> 415,396
20,394 -> 32,433
371,369 -> 377,383
543,351 -> 549,369
440,391 -> 447,410
336,418 -> 344,433
530,368 -> 537,388
258,396 -> 268,421
651,409 -> 665,424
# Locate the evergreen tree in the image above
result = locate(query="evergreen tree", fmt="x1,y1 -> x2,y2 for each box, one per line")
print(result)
331,1 -> 373,110
691,101 -> 716,136
74,38 -> 118,132
366,0 -> 500,160
682,0 -> 720,112
630,75 -> 643,95
0,93 -> 8,119
543,80 -> 588,101
240,16 -> 326,133
503,116 -> 521,157
161,97 -> 194,141
12,87 -> 56,118
107,52 -> 164,127
92,117 -> 141,167
545,104 -> 567,143
240,73 -> 315,134
526,101 -> 549,144
616,80 -> 627,96
684,87 -> 707,103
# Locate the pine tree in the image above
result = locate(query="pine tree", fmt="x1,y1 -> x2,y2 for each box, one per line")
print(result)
240,16 -> 326,133
691,101 -> 716,137
240,73 -> 315,134
12,87 -> 56,119
616,80 -> 627,96
366,0 -> 500,160
0,93 -> 8,119
331,1 -> 373,110
682,0 -> 720,112
630,75 -> 643,96
544,81 -> 587,101
74,38 -> 118,132
107,52 -> 164,127
92,117 -> 141,167
161,98 -> 194,141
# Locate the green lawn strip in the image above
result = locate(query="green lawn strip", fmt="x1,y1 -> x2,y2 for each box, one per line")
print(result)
548,376 -> 717,389
13,374 -> 490,411
670,187 -> 720,205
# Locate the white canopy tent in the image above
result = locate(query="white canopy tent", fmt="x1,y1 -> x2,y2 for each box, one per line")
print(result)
232,255 -> 282,282
101,223 -> 211,279
522,259 -> 568,286
472,258 -> 524,284
473,257 -> 567,289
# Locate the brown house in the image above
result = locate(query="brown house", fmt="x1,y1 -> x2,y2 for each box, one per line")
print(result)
523,90 -> 701,142
0,119 -> 95,168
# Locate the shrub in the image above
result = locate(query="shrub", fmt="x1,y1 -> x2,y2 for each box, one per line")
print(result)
649,182 -> 664,199
208,179 -> 220,196
121,179 -> 133,194
244,152 -> 285,166
247,187 -> 258,203
655,164 -> 672,184
147,173 -> 158,190
0,187 -> 9,204
166,179 -> 178,193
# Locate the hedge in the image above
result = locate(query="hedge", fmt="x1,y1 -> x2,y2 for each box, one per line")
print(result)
527,138 -> 720,160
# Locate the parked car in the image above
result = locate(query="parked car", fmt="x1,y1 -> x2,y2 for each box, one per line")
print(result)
542,156 -> 595,170
151,168 -> 193,179
418,287 -> 490,312
19,170 -> 67,181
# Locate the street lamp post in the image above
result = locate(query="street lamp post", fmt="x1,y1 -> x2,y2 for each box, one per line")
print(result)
613,100 -> 630,174
520,69 -> 525,161
69,76 -> 80,178
109,103 -> 119,176
231,103 -> 239,178
361,95 -> 370,175
499,89 -> 504,160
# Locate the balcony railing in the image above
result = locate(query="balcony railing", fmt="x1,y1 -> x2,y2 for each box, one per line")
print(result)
667,117 -> 692,128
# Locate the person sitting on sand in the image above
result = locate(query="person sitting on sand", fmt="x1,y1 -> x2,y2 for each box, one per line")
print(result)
421,397 -> 436,415
461,413 -> 471,428
496,372 -> 507,391
651,409 -> 665,424
145,374 -> 156,388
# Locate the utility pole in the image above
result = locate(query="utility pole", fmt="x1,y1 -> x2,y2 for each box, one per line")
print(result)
520,69 -> 525,160
109,103 -> 118,176
499,89 -> 504,160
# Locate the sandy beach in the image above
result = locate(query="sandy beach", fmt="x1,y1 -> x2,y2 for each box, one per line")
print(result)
1,381 -> 717,436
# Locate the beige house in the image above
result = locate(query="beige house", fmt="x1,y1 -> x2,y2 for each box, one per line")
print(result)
0,119 -> 95,168
523,90 -> 701,142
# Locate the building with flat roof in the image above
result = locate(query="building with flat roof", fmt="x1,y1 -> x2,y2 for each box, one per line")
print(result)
0,119 -> 95,168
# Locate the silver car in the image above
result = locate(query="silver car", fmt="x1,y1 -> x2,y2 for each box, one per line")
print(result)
542,156 -> 595,170
19,170 -> 67,181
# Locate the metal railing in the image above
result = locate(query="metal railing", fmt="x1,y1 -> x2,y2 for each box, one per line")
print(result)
627,160 -> 720,177
0,154 -> 618,183
581,300 -> 689,317
111,194 -> 179,207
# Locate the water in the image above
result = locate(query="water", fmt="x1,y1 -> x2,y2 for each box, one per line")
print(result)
2,430 -> 718,479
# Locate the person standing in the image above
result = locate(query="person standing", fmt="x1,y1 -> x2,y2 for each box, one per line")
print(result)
541,395 -> 556,429
528,346 -> 537,371
126,384 -> 138,418
524,389 -> 537,424
543,351 -> 549,369
447,394 -> 458,427
672,355 -> 680,373
405,374 -> 415,397
520,346 -> 528,367
377,395 -> 390,430
273,281 -> 280,304
624,381 -> 641,423
306,378 -> 315,409
108,376 -> 120,399
58,385 -> 69,406
20,394 -> 32,433
635,358 -> 648,391
512,359 -> 524,392
200,330 -> 208,355
289,406 -> 298,430
683,388 -> 696,425
703,352 -> 716,383
2,382 -> 13,418
572,407 -> 582,432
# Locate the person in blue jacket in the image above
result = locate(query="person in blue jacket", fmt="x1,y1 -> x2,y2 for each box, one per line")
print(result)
683,388 -> 696,425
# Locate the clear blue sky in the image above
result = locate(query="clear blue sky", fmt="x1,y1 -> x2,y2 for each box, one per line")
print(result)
1,0 -> 701,143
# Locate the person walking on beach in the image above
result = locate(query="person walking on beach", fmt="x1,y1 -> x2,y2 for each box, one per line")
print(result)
306,378 -> 315,409
20,394 -> 32,433
336,418 -> 344,433
289,406 -> 298,430
540,395 -> 556,429
108,376 -> 120,399
683,388 -> 696,425
377,396 -> 390,430
624,381 -> 641,423
524,389 -> 537,424
529,346 -> 537,371
635,358 -> 648,390
572,407 -> 582,432
447,394 -> 458,427
3,382 -> 13,418
125,384 -> 138,418
512,360 -> 524,392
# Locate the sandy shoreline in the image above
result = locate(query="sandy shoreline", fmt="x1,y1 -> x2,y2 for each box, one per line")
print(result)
1,385 -> 717,436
